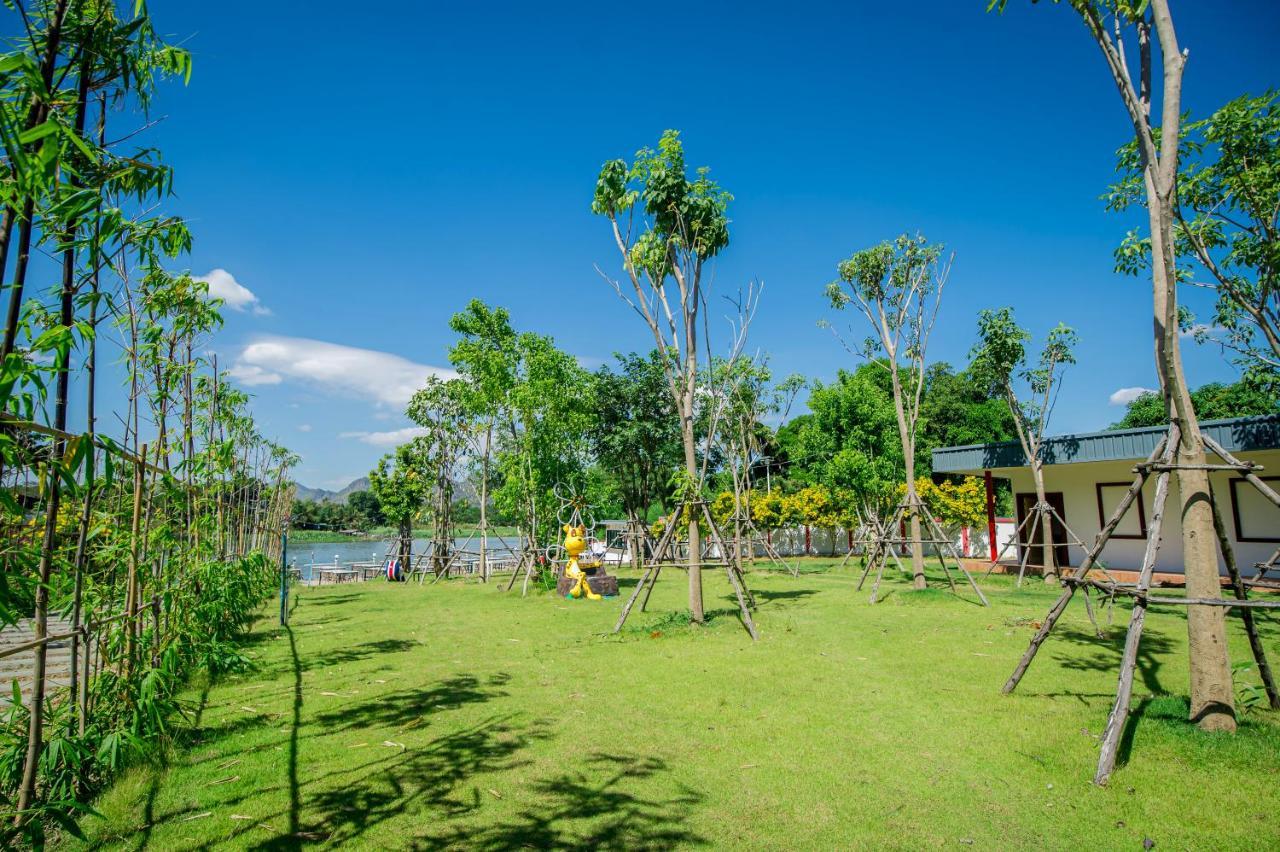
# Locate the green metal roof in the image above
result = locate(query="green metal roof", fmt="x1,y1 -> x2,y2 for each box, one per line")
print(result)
931,414 -> 1280,474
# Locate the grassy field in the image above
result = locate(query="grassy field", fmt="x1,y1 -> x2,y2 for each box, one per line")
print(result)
75,559 -> 1280,849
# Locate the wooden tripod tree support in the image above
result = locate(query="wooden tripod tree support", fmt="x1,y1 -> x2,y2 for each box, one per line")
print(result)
854,497 -> 989,606
729,511 -> 798,577
1001,425 -> 1280,785
836,522 -> 876,570
504,535 -> 543,597
981,499 -> 1100,588
422,521 -> 522,585
613,499 -> 759,640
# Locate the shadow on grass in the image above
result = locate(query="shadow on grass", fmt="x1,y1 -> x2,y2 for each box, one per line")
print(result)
1049,623 -> 1174,696
302,638 -> 418,672
170,652 -> 528,848
296,592 -> 364,607
417,752 -> 707,850
749,587 -> 817,605
258,715 -> 548,848
311,673 -> 512,733
1114,692 -> 1280,776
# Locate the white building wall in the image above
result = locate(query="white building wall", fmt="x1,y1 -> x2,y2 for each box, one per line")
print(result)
998,448 -> 1279,575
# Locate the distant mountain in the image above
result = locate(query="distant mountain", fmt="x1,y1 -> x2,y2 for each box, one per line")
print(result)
293,476 -> 480,505
292,477 -> 370,504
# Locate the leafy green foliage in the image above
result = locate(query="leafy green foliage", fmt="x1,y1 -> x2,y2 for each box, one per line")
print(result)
589,351 -> 681,522
1108,92 -> 1280,389
1110,379 -> 1279,429
785,363 -> 902,511
368,441 -> 431,529
444,299 -> 595,543
291,491 -> 384,532
971,307 -> 1078,455
0,3 -> 297,840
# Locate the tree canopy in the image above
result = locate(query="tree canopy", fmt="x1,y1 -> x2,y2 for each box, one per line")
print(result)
1110,379 -> 1279,429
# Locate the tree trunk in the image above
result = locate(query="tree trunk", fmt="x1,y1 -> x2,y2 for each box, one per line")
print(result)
399,518 -> 412,576
479,422 -> 490,582
681,393 -> 704,623
889,363 -> 926,589
1150,186 -> 1235,730
0,0 -> 71,361
1139,0 -> 1235,731
1031,460 -> 1058,584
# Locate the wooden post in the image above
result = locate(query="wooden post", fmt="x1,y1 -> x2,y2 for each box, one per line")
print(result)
1095,463 -> 1173,786
703,504 -> 758,639
1003,434 -> 1169,694
1202,434 -> 1280,510
613,504 -> 688,633
923,510 -> 988,606
984,470 -> 997,561
983,508 -> 1035,580
1015,508 -> 1042,588
855,538 -> 880,590
1208,483 -> 1278,709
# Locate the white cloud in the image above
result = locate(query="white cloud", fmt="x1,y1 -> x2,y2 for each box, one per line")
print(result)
339,427 -> 429,447
226,363 -> 282,386
298,424 -> 313,433
229,335 -> 455,407
1180,323 -> 1220,340
197,268 -> 270,316
1109,386 -> 1155,406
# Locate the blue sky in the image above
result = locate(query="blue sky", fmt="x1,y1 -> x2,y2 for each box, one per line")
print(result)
103,1 -> 1280,489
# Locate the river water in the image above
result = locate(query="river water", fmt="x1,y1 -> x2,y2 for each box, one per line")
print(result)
286,535 -> 521,581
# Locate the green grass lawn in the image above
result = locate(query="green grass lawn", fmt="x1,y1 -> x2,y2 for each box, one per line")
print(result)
75,560 -> 1280,850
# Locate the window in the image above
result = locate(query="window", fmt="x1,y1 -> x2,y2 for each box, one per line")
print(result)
1231,476 -> 1280,543
1095,481 -> 1147,540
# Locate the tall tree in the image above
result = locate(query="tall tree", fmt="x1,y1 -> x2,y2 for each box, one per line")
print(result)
592,130 -> 733,623
708,357 -> 802,564
790,364 -> 903,523
918,362 -> 1018,455
589,351 -> 682,526
406,376 -> 472,574
368,440 -> 431,571
971,307 -> 1078,582
824,235 -> 949,590
447,299 -> 594,554
993,0 -> 1236,732
448,299 -> 518,578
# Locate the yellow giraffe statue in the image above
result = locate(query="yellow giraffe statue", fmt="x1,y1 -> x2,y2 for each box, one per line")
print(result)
562,523 -> 602,600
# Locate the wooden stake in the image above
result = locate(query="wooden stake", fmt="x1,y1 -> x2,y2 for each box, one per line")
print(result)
1208,484 -> 1278,709
1015,508 -> 1042,588
1095,456 -> 1175,786
1202,434 -> 1280,509
983,508 -> 1036,579
1002,435 -> 1169,694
